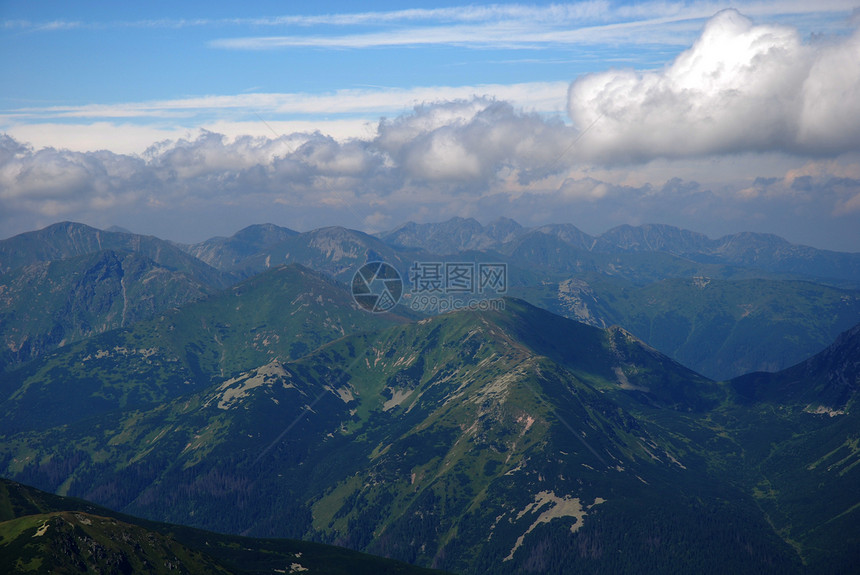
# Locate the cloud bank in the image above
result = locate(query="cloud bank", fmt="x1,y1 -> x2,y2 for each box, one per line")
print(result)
568,9 -> 860,161
0,99 -> 578,235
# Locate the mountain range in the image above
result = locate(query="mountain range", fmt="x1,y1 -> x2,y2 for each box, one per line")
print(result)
2,219 -> 858,379
378,218 -> 860,284
0,219 -> 858,573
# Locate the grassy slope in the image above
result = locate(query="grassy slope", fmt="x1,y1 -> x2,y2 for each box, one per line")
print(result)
0,250 -> 213,373
0,300 -> 810,574
0,478 -> 447,575
0,264 -> 403,434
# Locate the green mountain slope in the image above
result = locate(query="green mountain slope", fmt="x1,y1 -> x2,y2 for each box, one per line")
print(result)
0,478 -> 446,575
0,222 -> 228,287
0,222 -> 235,372
181,223 -> 298,272
0,264 -> 403,434
0,300 -> 814,574
516,274 -> 860,380
229,226 -> 430,282
0,511 -> 232,575
0,250 -> 213,372
732,322 -> 860,409
170,219 -> 857,382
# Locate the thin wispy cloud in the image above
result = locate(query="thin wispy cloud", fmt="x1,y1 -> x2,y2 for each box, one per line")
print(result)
2,82 -> 570,123
6,1 -> 855,37
206,1 -> 855,50
210,20 -> 702,50
2,3 -> 615,31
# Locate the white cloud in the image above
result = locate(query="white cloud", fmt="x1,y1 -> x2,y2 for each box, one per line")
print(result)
2,3 -> 614,31
376,99 -> 573,183
0,99 -> 574,232
567,9 -> 860,161
211,23 -> 687,51
0,121 -> 379,155
3,83 -> 568,121
208,1 -> 855,50
2,95 -> 857,250
12,1 -> 852,52
798,28 -> 860,151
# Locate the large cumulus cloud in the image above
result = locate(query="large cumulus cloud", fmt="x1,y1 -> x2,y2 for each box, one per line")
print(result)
568,9 -> 860,161
376,99 -> 571,183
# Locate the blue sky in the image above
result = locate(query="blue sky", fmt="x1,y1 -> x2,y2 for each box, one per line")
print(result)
1,1 -> 690,129
1,1 -> 859,250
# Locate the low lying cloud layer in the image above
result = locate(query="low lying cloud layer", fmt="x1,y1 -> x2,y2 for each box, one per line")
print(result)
568,9 -> 860,161
2,116 -> 858,250
0,99 -> 577,233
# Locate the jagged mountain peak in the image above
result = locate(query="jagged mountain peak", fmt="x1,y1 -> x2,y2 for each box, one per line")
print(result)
533,222 -> 595,250
594,223 -> 715,253
377,217 -> 486,254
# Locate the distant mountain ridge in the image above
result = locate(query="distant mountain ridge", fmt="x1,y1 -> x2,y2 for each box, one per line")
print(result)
6,219 -> 856,283
232,225 -> 429,281
378,218 -> 860,283
0,221 -> 227,286
180,223 -> 299,271
3,219 -> 858,381
377,217 -> 524,254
